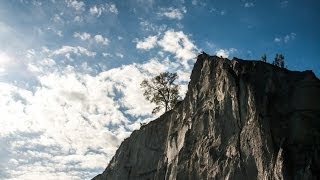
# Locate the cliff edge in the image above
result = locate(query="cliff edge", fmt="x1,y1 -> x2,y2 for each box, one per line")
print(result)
93,54 -> 320,180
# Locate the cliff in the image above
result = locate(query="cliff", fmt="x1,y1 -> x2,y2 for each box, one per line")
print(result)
93,54 -> 320,180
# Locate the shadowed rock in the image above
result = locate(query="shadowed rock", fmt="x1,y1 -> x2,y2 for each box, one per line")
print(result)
93,54 -> 320,180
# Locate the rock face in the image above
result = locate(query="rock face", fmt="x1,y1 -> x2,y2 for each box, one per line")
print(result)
93,55 -> 320,180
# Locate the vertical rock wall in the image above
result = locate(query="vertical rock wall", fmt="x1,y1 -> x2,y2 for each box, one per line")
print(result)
93,55 -> 320,180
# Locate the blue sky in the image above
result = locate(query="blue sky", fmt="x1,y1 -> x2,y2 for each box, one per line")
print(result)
0,0 -> 319,179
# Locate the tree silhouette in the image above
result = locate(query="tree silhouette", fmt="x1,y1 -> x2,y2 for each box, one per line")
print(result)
272,53 -> 285,68
141,72 -> 180,114
261,54 -> 267,62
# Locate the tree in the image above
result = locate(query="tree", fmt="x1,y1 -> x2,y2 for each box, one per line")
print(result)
140,72 -> 180,114
261,54 -> 267,62
272,53 -> 285,68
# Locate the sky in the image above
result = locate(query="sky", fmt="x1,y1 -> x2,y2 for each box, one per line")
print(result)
0,0 -> 319,179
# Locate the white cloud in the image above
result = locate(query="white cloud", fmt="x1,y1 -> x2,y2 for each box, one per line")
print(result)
90,6 -> 101,17
274,32 -> 296,43
66,0 -> 85,11
0,72 -> 129,178
139,19 -> 167,32
284,32 -> 296,43
136,35 -> 158,50
73,32 -> 109,45
1,23 -> 199,178
108,3 -> 118,14
158,30 -> 198,66
40,58 -> 56,66
215,48 -> 237,58
158,7 -> 187,20
102,52 -> 112,57
0,58 -> 179,176
134,30 -> 198,68
90,3 -> 118,17
74,32 -> 91,41
0,43 -> 194,178
94,35 -> 109,45
52,46 -> 96,57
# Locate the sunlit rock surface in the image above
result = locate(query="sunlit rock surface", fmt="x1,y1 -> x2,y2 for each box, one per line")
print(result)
93,54 -> 320,180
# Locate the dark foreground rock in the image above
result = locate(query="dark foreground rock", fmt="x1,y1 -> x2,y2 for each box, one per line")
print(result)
93,54 -> 320,180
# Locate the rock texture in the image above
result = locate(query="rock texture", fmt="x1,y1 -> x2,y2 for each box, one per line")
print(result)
93,54 -> 320,180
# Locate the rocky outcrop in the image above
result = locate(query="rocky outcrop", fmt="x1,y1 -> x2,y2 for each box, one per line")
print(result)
93,54 -> 320,180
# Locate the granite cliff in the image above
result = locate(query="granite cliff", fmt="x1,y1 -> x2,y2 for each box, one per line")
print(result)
93,54 -> 320,180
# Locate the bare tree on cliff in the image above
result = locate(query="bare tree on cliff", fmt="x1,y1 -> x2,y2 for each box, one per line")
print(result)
141,72 -> 180,114
272,53 -> 285,68
261,54 -> 267,62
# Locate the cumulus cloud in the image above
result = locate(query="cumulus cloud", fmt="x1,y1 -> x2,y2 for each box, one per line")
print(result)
135,30 -> 198,68
0,40 -> 195,178
0,74 -> 127,178
284,33 -> 296,43
0,65 -> 140,178
40,58 -> 56,66
90,3 -> 118,17
94,35 -> 109,45
274,32 -> 296,43
74,32 -> 109,45
136,35 -> 158,50
139,19 -> 167,33
158,30 -> 198,65
215,48 -> 237,58
66,0 -> 85,11
102,52 -> 112,57
52,46 -> 96,57
158,7 -> 187,20
74,32 -> 91,41
0,52 -> 193,176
